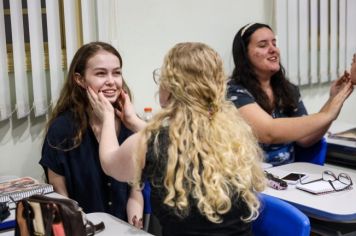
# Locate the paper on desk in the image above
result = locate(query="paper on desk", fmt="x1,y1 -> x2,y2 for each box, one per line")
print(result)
328,127 -> 356,142
326,122 -> 356,148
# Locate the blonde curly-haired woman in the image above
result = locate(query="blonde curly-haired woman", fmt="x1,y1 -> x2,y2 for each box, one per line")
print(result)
88,42 -> 266,236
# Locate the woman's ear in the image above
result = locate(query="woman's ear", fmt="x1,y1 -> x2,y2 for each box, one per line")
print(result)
74,73 -> 86,89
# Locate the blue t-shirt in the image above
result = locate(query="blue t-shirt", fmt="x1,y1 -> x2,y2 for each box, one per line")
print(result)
40,111 -> 133,220
227,81 -> 308,166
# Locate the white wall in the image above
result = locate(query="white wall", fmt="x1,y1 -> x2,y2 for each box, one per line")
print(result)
114,0 -> 273,113
0,0 -> 355,180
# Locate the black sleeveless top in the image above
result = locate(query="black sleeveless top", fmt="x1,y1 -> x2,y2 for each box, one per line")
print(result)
142,127 -> 253,236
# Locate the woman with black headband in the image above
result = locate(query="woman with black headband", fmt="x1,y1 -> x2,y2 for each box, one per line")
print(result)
227,23 -> 353,166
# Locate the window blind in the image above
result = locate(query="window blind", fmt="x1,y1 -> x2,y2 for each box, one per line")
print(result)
1,0 -> 92,120
28,0 -> 48,116
10,0 -> 30,119
274,0 -> 356,86
45,0 -> 64,106
0,1 -> 11,121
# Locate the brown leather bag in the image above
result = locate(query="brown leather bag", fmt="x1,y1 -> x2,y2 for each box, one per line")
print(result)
15,195 -> 105,236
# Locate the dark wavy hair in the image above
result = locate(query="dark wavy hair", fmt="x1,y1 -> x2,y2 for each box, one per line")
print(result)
46,41 -> 132,150
231,23 -> 298,115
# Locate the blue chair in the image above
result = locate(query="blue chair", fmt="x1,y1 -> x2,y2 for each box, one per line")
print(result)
295,137 -> 327,165
252,194 -> 310,236
142,180 -> 151,231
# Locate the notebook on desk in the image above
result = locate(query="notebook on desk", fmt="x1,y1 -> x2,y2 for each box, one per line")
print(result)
0,177 -> 53,203
296,181 -> 352,195
328,127 -> 356,142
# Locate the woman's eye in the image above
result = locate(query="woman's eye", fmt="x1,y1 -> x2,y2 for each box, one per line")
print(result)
114,71 -> 122,76
96,72 -> 106,76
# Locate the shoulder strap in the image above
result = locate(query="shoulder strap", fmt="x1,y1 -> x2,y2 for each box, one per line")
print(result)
85,220 -> 105,236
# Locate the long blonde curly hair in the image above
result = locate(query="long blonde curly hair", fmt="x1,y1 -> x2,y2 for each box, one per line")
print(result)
136,42 -> 265,223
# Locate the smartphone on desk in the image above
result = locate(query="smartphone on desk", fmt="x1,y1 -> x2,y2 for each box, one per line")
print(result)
281,173 -> 307,185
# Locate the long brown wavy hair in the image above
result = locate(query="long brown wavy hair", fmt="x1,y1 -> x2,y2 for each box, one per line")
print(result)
45,41 -> 131,150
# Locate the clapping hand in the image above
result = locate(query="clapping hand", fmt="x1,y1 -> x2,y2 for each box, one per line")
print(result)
330,71 -> 351,98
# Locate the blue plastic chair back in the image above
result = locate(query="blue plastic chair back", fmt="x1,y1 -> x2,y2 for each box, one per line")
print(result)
142,180 -> 151,214
295,137 -> 327,165
252,194 -> 310,236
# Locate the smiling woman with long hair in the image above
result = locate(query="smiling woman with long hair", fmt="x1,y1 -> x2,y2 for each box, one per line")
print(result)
40,42 -> 145,226
228,23 -> 353,166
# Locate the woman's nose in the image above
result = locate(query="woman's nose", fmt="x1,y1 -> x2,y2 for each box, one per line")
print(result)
268,44 -> 278,53
105,74 -> 115,84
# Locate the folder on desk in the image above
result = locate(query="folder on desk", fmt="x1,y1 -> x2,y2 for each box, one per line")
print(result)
328,127 -> 356,142
296,181 -> 352,195
0,177 -> 53,203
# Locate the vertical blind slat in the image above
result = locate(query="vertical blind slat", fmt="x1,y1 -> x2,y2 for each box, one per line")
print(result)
299,0 -> 309,85
275,0 -> 288,72
45,0 -> 63,105
10,0 -> 30,118
309,0 -> 318,84
81,0 -> 97,43
346,0 -> 356,70
338,0 -> 347,76
96,0 -> 110,42
0,2 -> 11,120
329,0 -> 338,79
287,0 -> 299,84
63,0 -> 79,68
28,0 -> 47,116
319,0 -> 329,83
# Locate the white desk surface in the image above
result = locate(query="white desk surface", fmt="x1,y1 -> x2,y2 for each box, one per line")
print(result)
264,162 -> 356,223
87,212 -> 152,236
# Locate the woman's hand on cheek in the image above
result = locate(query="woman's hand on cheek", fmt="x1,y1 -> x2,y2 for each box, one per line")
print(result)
87,87 -> 115,122
115,90 -> 136,122
115,90 -> 145,131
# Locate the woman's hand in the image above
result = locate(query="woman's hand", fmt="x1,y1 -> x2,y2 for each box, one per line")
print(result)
330,71 -> 350,98
130,215 -> 143,229
115,90 -> 137,124
87,87 -> 115,122
115,90 -> 146,132
324,80 -> 353,120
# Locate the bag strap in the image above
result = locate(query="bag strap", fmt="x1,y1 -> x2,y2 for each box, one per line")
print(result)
85,220 -> 105,236
0,202 -> 10,222
44,203 -> 56,235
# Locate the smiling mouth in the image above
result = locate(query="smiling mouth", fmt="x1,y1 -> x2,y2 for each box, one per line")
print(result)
101,89 -> 117,97
268,56 -> 278,62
